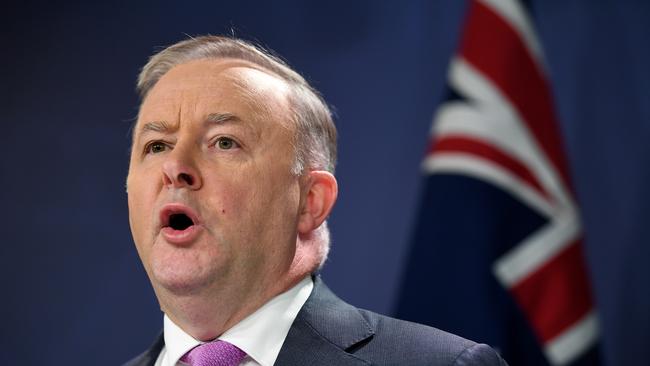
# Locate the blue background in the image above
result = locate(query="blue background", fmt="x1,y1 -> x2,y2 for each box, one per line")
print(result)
2,1 -> 648,365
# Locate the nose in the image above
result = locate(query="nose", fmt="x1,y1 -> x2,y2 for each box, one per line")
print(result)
162,148 -> 203,190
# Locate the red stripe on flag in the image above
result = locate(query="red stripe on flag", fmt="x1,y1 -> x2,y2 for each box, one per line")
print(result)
458,0 -> 573,191
509,239 -> 594,342
431,135 -> 550,200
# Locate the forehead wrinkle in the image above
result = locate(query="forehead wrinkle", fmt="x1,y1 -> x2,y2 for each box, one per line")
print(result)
136,60 -> 295,146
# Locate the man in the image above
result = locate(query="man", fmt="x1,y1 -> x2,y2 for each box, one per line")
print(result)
124,35 -> 507,366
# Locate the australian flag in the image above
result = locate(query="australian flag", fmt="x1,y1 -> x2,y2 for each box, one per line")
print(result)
396,0 -> 601,365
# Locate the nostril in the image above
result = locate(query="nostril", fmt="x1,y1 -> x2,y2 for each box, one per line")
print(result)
178,173 -> 194,186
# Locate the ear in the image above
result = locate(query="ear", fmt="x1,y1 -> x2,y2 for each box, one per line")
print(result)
297,170 -> 338,234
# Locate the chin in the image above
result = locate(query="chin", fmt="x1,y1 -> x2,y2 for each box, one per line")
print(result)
150,259 -> 214,296
155,273 -> 211,297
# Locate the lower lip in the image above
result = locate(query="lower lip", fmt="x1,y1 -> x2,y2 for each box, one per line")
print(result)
161,225 -> 202,245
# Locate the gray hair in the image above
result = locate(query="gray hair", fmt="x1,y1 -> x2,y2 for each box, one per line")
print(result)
136,35 -> 337,268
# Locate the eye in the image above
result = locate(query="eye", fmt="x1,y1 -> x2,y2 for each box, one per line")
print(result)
215,137 -> 239,150
145,141 -> 168,154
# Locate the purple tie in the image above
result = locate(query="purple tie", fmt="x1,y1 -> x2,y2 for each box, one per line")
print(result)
180,340 -> 246,366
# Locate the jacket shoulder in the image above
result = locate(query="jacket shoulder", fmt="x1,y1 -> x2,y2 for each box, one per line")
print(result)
354,309 -> 507,366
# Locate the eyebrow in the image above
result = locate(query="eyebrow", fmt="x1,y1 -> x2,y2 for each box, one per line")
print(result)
138,113 -> 239,135
140,121 -> 173,134
137,112 -> 255,141
206,112 -> 259,140
205,112 -> 241,125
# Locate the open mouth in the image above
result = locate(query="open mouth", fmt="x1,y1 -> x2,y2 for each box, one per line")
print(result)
160,204 -> 200,232
168,213 -> 194,231
159,204 -> 201,244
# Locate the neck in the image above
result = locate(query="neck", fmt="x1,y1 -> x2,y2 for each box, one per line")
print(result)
158,272 -> 309,341
156,238 -> 319,341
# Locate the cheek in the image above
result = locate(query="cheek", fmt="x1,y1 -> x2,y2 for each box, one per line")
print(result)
204,182 -> 250,223
127,176 -> 156,242
200,173 -> 277,241
200,161 -> 299,229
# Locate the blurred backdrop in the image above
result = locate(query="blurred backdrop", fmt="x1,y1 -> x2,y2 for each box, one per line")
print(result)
2,0 -> 649,365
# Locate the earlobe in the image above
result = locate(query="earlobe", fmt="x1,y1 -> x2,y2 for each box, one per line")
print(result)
297,171 -> 338,234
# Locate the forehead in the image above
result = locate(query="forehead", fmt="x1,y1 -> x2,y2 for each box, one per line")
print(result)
137,58 -> 292,129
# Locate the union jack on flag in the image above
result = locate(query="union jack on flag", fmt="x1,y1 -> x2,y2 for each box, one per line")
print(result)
396,0 -> 601,365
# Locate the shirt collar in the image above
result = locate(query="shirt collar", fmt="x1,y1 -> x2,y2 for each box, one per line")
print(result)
163,315 -> 201,366
163,276 -> 313,366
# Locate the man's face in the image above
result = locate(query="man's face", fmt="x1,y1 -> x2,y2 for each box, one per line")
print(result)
127,59 -> 304,307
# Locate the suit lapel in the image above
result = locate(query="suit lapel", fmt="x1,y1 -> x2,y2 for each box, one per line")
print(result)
125,332 -> 164,366
274,277 -> 374,366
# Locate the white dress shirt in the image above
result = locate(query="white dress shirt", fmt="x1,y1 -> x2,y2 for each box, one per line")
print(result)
154,276 -> 313,366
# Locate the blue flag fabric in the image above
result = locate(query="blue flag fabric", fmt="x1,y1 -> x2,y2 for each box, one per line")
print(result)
395,1 -> 601,365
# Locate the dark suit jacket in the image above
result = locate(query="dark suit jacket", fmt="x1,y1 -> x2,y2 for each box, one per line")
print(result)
124,277 -> 508,366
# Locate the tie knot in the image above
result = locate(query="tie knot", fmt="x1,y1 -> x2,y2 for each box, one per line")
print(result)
181,340 -> 246,366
